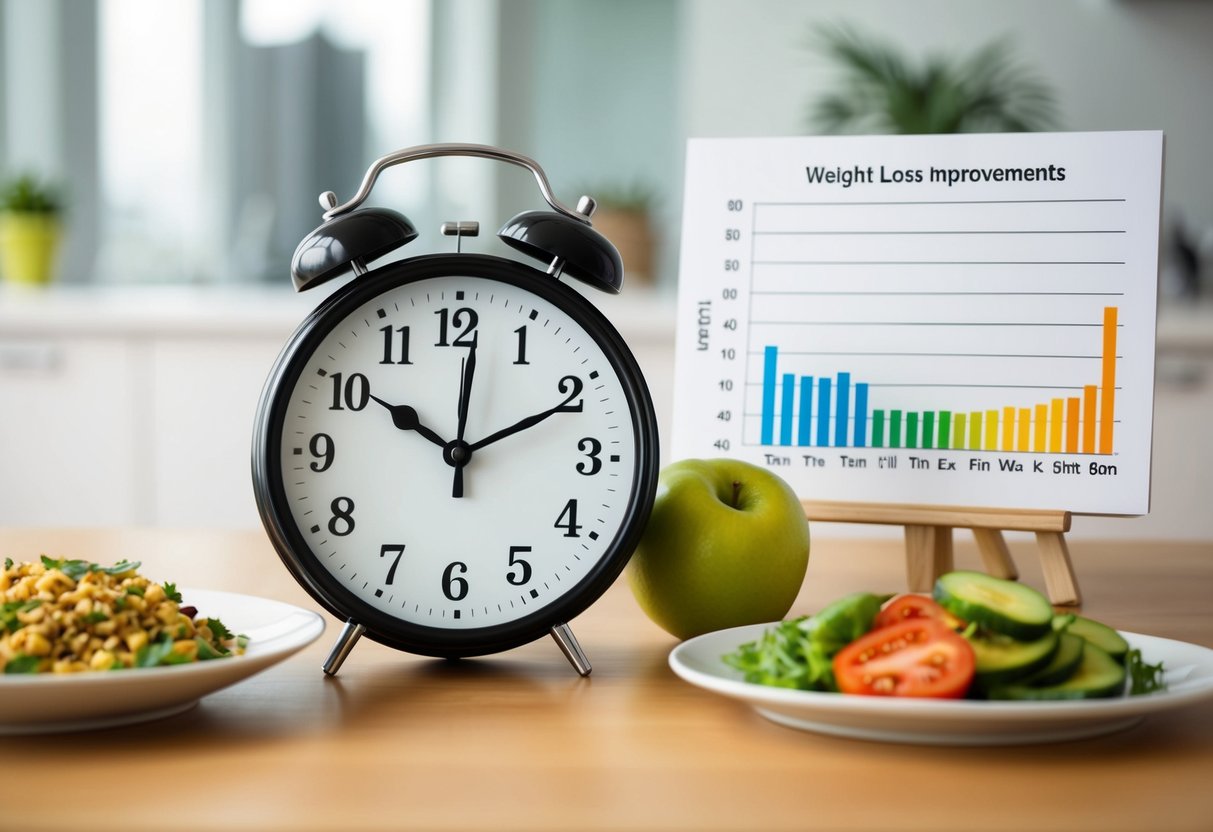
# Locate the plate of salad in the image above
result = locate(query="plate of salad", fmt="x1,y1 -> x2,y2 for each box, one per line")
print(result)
0,556 -> 324,733
669,571 -> 1213,745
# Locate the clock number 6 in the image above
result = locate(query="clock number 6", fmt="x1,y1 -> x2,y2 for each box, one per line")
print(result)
442,561 -> 469,601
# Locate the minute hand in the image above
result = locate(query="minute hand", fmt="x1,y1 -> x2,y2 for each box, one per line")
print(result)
468,401 -> 573,453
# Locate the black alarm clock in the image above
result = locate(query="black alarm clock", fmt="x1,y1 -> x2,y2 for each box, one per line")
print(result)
251,144 -> 659,676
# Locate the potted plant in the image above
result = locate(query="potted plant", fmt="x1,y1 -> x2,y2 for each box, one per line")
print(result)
807,25 -> 1058,134
0,174 -> 65,286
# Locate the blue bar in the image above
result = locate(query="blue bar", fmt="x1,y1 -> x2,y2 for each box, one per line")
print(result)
798,376 -> 814,445
834,372 -> 851,446
780,374 -> 795,445
816,377 -> 832,447
760,346 -> 777,445
854,382 -> 869,447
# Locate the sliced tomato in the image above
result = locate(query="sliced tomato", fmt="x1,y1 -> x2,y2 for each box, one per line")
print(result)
874,594 -> 965,631
833,618 -> 975,699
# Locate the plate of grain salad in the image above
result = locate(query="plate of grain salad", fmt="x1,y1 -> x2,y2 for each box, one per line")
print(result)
0,555 -> 324,733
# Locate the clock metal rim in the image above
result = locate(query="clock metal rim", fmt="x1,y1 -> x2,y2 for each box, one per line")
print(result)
251,253 -> 659,659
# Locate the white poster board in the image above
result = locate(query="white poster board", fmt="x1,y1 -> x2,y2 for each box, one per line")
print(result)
671,131 -> 1164,515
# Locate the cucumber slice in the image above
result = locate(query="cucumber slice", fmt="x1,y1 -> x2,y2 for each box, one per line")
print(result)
988,642 -> 1127,700
934,571 -> 1053,640
1018,632 -> 1085,687
967,629 -> 1059,687
1055,615 -> 1129,663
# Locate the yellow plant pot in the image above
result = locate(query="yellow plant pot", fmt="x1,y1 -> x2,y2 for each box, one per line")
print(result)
0,213 -> 62,285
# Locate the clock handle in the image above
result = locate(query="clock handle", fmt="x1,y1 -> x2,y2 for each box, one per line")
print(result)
320,142 -> 595,225
321,619 -> 367,677
550,622 -> 592,677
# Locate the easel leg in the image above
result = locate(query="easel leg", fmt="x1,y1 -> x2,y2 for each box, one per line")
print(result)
1035,531 -> 1081,606
904,525 -> 954,592
972,528 -> 1019,580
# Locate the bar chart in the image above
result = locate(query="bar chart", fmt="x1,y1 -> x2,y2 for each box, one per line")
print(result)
758,306 -> 1119,456
673,132 -> 1162,514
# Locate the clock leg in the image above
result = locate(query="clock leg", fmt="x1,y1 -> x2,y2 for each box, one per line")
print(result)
549,622 -> 592,677
322,619 -> 367,677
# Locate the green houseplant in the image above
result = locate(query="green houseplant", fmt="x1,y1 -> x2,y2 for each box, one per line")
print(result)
0,174 -> 65,285
807,25 -> 1059,134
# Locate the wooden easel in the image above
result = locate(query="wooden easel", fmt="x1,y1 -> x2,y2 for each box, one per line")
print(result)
801,500 -> 1080,605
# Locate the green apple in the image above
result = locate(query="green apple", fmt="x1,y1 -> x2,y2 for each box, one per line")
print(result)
627,458 -> 810,639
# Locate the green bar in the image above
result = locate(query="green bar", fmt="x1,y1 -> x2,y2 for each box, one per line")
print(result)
890,410 -> 903,449
872,410 -> 885,447
922,412 -> 935,449
906,412 -> 919,449
937,411 -> 951,450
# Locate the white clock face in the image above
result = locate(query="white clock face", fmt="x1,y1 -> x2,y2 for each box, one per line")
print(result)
271,272 -> 645,632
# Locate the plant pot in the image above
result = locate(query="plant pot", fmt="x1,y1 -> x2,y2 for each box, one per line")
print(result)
591,209 -> 655,284
0,213 -> 61,286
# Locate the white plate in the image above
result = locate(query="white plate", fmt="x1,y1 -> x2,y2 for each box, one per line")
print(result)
0,589 -> 325,734
669,623 -> 1213,746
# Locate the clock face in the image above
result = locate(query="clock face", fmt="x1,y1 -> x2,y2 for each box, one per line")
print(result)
254,255 -> 658,657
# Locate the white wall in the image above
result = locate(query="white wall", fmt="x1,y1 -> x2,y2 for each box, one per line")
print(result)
680,0 -> 1213,234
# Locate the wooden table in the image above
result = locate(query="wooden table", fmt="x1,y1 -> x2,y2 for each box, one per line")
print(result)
1,529 -> 1210,832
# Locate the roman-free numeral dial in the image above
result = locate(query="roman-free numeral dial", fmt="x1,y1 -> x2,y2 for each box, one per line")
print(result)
254,258 -> 656,662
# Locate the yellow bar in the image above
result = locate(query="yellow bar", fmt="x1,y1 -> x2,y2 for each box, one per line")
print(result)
969,412 -> 982,451
953,413 -> 967,450
1066,398 -> 1080,453
1100,306 -> 1117,454
1049,398 -> 1064,453
1002,406 -> 1015,451
984,409 -> 999,451
1018,408 -> 1032,452
1034,404 -> 1048,452
1082,385 -> 1097,454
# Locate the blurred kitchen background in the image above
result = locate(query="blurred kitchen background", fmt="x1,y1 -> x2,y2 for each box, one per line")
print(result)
1,0 -> 1211,540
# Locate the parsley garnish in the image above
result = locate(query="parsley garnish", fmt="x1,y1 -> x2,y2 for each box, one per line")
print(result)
203,617 -> 234,643
1126,648 -> 1167,695
39,556 -> 141,581
3,557 -> 12,571
134,634 -> 176,668
125,585 -> 146,597
3,654 -> 41,674
163,582 -> 183,603
0,600 -> 42,634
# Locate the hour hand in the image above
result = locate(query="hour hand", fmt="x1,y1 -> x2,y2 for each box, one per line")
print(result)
370,395 -> 447,448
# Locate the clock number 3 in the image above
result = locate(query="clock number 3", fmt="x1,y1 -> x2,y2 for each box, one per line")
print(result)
576,437 -> 602,475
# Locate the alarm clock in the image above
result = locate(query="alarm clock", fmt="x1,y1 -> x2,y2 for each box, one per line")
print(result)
251,143 -> 659,676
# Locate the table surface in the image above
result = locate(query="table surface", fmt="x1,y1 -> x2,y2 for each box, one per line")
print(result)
1,528 -> 1210,832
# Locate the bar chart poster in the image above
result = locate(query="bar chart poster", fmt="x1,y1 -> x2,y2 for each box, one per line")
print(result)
671,131 -> 1163,514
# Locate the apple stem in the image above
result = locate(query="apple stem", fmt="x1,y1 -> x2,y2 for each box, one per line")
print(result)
731,481 -> 742,509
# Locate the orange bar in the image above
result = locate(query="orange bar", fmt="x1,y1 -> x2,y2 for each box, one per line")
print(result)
1100,307 -> 1117,454
1033,404 -> 1047,452
1082,385 -> 1097,453
1002,406 -> 1015,451
1049,399 -> 1064,453
1066,398 -> 1080,453
1017,408 -> 1031,452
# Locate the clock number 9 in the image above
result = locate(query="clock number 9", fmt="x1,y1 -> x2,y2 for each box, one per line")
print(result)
309,433 -> 334,472
435,307 -> 479,347
442,561 -> 469,601
576,437 -> 602,475
328,497 -> 356,536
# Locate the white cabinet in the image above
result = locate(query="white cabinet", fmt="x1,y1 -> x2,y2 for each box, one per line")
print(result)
0,336 -> 143,526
